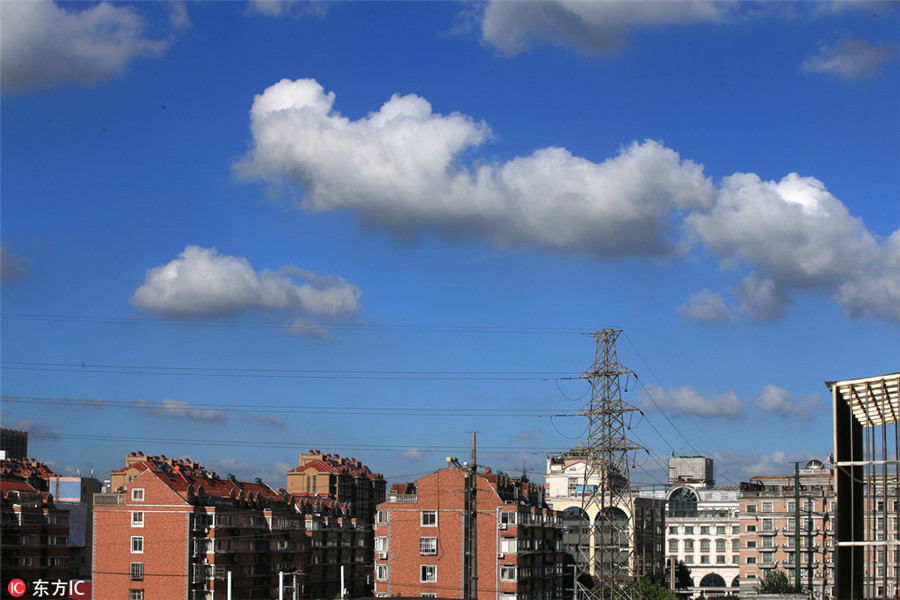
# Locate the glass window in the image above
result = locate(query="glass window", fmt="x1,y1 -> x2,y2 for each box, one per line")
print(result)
131,488 -> 145,502
668,539 -> 678,551
500,567 -> 517,581
716,540 -> 726,551
376,565 -> 388,580
420,537 -> 437,555
421,510 -> 437,527
684,526 -> 694,534
669,526 -> 678,535
761,552 -> 774,564
746,524 -> 756,532
746,556 -> 757,564
700,556 -> 709,564
500,538 -> 517,554
762,518 -> 774,531
762,502 -> 773,513
131,512 -> 144,527
746,504 -> 757,513
129,591 -> 143,600
700,540 -> 710,551
131,537 -> 144,554
375,537 -> 388,552
420,565 -> 437,582
684,539 -> 694,551
732,525 -> 739,535
716,525 -> 726,535
130,563 -> 143,581
717,555 -> 725,564
700,526 -> 710,535
500,511 -> 518,525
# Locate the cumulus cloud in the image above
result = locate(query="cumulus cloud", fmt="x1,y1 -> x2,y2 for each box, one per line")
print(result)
685,172 -> 900,323
639,383 -> 745,419
479,0 -> 724,56
237,79 -> 899,325
1,244 -> 28,281
803,38 -> 899,81
136,399 -> 228,422
131,246 -> 362,321
236,78 -> 715,258
0,0 -> 178,93
678,289 -> 736,323
752,385 -> 822,420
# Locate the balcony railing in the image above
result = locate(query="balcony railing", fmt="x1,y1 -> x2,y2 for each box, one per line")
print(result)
93,493 -> 125,505
387,494 -> 418,503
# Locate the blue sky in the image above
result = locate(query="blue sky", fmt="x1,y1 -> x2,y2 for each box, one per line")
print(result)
1,0 -> 898,490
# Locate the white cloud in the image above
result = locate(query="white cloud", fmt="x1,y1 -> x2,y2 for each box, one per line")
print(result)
0,0 -> 175,93
401,447 -> 425,463
678,289 -> 736,323
752,385 -> 822,420
479,0 -> 724,56
1,244 -> 28,281
639,383 -> 745,419
246,0 -> 327,18
6,418 -> 53,434
732,273 -> 793,321
803,38 -> 899,81
686,173 -> 900,323
131,245 -> 362,320
136,399 -> 228,422
236,78 -> 715,258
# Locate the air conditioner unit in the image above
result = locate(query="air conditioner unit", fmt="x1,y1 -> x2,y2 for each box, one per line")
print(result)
378,552 -> 388,560
498,553 -> 505,559
499,524 -> 507,530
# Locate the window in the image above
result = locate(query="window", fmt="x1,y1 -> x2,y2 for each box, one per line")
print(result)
732,525 -> 739,535
131,512 -> 144,527
717,555 -> 725,564
129,591 -> 143,600
761,552 -> 774,564
130,563 -> 144,581
746,504 -> 757,513
669,526 -> 678,535
700,555 -> 709,564
684,539 -> 694,551
668,540 -> 678,551
732,539 -> 739,550
420,537 -> 437,555
500,567 -> 517,581
421,510 -> 437,526
684,526 -> 694,534
761,518 -> 774,531
761,536 -> 773,548
716,540 -> 726,551
700,526 -> 710,535
746,541 -> 757,548
420,595 -> 438,598
716,525 -> 726,535
684,555 -> 694,565
131,537 -> 144,554
746,556 -> 757,564
376,564 -> 388,581
746,524 -> 757,532
700,539 -> 710,551
500,538 -> 518,554
762,502 -> 773,513
131,488 -> 145,502
420,565 -> 437,582
375,537 -> 388,552
499,511 -> 518,526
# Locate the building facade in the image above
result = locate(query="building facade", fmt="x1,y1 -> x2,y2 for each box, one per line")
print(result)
544,450 -> 666,588
737,462 -> 835,599
374,461 -> 566,600
94,452 -> 370,600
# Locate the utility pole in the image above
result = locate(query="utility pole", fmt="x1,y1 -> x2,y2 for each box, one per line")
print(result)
465,432 -> 479,600
575,329 -> 643,600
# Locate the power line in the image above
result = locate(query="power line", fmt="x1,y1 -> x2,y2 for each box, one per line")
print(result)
1,361 -> 576,381
2,313 -> 585,336
2,394 -> 578,419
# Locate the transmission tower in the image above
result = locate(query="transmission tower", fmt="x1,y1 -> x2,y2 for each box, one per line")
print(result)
575,329 -> 644,600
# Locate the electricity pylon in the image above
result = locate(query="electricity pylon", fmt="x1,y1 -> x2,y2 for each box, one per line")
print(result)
575,329 -> 644,600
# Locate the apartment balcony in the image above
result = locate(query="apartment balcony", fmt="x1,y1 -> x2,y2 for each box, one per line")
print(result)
759,561 -> 779,569
93,493 -> 124,505
387,493 -> 417,503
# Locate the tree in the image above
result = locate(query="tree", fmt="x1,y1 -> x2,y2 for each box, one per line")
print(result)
624,577 -> 677,600
756,569 -> 802,594
673,560 -> 693,590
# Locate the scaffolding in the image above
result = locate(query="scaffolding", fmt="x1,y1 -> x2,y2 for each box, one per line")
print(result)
575,329 -> 644,600
830,372 -> 900,600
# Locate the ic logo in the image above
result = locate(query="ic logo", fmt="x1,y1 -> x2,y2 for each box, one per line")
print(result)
7,579 -> 26,597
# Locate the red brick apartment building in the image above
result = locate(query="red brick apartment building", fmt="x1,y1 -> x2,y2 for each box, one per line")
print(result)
287,450 -> 387,520
373,461 -> 566,600
1,457 -> 97,596
94,452 -> 370,600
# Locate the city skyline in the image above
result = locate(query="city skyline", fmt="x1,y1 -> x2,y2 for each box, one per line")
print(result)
1,1 -> 898,489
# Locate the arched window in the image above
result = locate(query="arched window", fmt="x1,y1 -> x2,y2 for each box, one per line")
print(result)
699,573 -> 726,588
668,487 -> 698,518
731,576 -> 740,588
